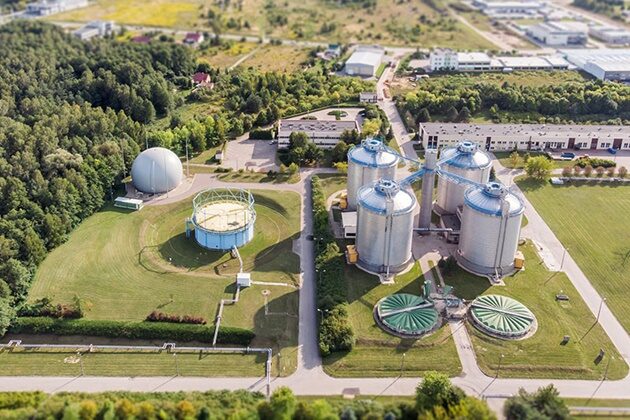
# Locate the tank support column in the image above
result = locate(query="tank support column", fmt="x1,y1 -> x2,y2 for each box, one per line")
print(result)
418,149 -> 437,234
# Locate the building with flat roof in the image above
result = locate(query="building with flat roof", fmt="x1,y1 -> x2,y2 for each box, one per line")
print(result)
472,0 -> 544,18
277,119 -> 360,148
430,49 -> 569,72
418,122 -> 630,152
562,49 -> 630,81
526,21 -> 588,46
345,46 -> 384,77
73,21 -> 116,40
589,26 -> 630,45
25,0 -> 87,16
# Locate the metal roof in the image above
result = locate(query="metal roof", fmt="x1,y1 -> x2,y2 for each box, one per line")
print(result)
441,141 -> 492,170
358,179 -> 416,215
376,293 -> 438,336
470,294 -> 535,338
348,138 -> 399,168
346,50 -> 383,67
464,182 -> 524,217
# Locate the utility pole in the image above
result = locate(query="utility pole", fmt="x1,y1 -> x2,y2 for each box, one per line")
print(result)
173,352 -> 179,376
400,353 -> 406,377
496,354 -> 504,378
596,297 -> 607,322
185,138 -> 190,177
560,248 -> 569,270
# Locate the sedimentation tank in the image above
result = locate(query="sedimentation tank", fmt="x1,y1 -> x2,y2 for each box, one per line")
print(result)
356,179 -> 416,274
375,293 -> 438,337
435,141 -> 492,214
131,147 -> 183,194
470,294 -> 535,339
457,182 -> 524,277
346,138 -> 399,210
191,188 -> 256,251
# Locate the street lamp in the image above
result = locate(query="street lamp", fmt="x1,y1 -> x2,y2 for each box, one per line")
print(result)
596,297 -> 607,322
173,353 -> 179,376
78,351 -> 84,376
400,353 -> 406,377
496,354 -> 504,378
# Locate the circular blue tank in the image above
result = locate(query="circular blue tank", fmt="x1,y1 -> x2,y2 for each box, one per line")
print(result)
191,188 -> 256,251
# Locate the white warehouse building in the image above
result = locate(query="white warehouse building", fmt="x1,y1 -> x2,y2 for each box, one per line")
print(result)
562,49 -> 630,81
345,46 -> 384,77
418,123 -> 630,152
472,0 -> 544,18
526,21 -> 588,46
429,49 -> 569,72
589,26 -> 630,45
25,0 -> 88,16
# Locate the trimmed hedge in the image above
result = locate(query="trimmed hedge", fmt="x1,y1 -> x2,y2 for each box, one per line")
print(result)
9,318 -> 254,346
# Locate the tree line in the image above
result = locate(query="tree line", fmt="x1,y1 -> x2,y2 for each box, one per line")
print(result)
397,74 -> 630,127
0,21 -> 197,335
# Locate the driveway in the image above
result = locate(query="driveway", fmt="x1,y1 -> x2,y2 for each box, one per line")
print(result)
223,136 -> 278,172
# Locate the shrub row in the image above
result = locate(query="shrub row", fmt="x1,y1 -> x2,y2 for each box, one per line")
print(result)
248,128 -> 274,140
575,157 -> 616,168
146,311 -> 207,325
311,176 -> 355,356
10,318 -> 254,346
18,297 -> 83,319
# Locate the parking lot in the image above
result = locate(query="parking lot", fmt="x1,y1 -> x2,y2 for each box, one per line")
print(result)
223,136 -> 278,172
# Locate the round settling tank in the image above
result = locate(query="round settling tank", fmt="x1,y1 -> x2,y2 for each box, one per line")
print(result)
191,188 -> 256,251
375,293 -> 438,337
457,182 -> 524,277
356,179 -> 416,274
131,147 -> 183,194
347,138 -> 399,210
470,294 -> 535,339
436,141 -> 491,214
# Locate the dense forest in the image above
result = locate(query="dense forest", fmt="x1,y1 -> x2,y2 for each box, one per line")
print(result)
397,74 -> 630,126
0,21 -> 195,334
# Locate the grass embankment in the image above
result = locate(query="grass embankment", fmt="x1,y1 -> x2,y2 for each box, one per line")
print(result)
517,179 -> 630,333
20,190 -> 301,376
323,262 -> 462,377
440,242 -> 628,380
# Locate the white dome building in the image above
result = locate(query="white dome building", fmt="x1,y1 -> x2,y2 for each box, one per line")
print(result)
131,147 -> 183,194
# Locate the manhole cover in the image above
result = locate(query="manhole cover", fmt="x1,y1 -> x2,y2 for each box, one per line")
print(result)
262,290 -> 271,296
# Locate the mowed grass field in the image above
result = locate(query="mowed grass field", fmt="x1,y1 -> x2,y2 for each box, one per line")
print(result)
323,262 -> 462,377
442,243 -> 628,380
25,189 -> 302,376
50,0 -> 204,28
517,179 -> 630,333
49,0 -> 495,49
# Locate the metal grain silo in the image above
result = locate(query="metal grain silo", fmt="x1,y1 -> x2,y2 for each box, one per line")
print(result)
356,179 -> 416,275
347,138 -> 399,210
457,182 -> 524,277
435,141 -> 491,214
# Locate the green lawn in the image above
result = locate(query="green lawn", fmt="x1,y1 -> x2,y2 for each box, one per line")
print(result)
565,398 -> 630,408
25,190 -> 302,376
517,179 -> 630,333
323,261 -> 462,378
0,349 -> 263,377
494,151 -> 574,170
316,173 -> 346,200
446,242 -> 628,380
217,171 -> 301,184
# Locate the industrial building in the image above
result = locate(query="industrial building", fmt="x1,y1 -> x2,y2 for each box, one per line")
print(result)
429,49 -> 569,72
130,147 -> 183,194
345,46 -> 385,77
589,26 -> 630,45
472,0 -> 543,18
188,188 -> 256,251
25,0 -> 87,16
374,293 -> 438,337
73,21 -> 116,41
526,21 -> 588,46
562,49 -> 630,82
277,119 -> 359,148
418,122 -> 630,151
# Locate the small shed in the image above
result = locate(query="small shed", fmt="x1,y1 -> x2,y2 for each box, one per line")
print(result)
114,197 -> 144,211
341,211 -> 357,238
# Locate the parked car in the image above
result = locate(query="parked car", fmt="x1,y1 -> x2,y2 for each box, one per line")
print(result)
608,147 -> 618,155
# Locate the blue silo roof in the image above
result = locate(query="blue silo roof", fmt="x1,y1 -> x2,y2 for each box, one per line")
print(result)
348,138 -> 399,168
441,141 -> 491,170
358,179 -> 416,215
464,182 -> 524,217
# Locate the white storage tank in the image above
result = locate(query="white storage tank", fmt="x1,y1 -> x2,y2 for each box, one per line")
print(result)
356,179 -> 416,274
435,141 -> 492,214
457,182 -> 524,277
131,147 -> 183,194
347,138 -> 399,210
